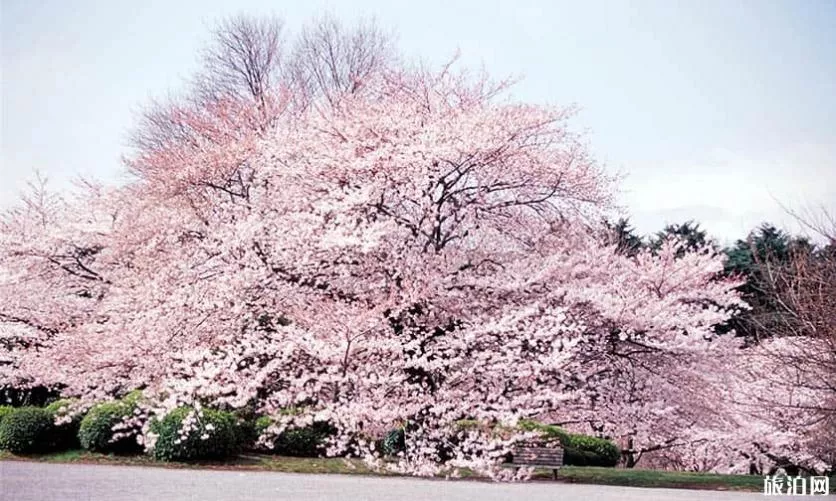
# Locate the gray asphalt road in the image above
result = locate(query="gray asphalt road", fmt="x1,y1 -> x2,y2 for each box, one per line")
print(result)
0,461 -> 811,501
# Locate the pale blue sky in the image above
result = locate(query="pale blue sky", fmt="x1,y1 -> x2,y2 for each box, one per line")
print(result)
2,0 -> 835,242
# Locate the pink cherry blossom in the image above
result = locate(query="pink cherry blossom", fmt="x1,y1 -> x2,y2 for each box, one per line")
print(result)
2,61 -> 826,478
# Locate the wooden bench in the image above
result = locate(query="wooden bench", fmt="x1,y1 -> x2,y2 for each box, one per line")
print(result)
507,445 -> 564,479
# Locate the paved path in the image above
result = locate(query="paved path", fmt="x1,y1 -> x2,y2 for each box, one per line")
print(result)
0,461 -> 810,501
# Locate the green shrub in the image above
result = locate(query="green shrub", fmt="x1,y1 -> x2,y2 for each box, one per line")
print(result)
272,422 -> 335,457
254,416 -> 272,437
0,407 -> 54,453
563,433 -> 620,467
44,399 -> 82,450
516,420 -> 619,467
121,390 -> 143,406
44,399 -> 73,414
517,419 -> 570,444
0,406 -> 13,425
454,419 -> 482,430
232,408 -> 273,450
238,413 -> 334,455
151,407 -> 240,461
231,407 -> 257,441
78,400 -> 140,453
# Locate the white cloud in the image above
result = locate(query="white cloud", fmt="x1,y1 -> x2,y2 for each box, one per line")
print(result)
620,143 -> 836,242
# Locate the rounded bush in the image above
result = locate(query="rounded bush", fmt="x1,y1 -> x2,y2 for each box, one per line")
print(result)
273,422 -> 335,457
0,406 -> 14,425
233,411 -> 272,450
151,407 -> 240,461
78,400 -> 140,453
563,434 -> 620,467
516,420 -> 619,467
121,390 -> 144,406
44,399 -> 73,414
517,419 -> 570,445
45,399 -> 82,450
251,415 -> 273,446
0,407 -> 54,453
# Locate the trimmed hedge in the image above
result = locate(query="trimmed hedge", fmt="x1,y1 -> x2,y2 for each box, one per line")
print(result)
233,410 -> 271,450
121,390 -> 144,406
247,409 -> 335,457
376,419 -> 620,467
44,399 -> 75,414
224,408 -> 336,456
0,407 -> 54,453
517,419 -> 620,467
272,422 -> 335,457
45,399 -> 82,450
78,400 -> 141,453
0,406 -> 13,425
151,407 -> 240,461
251,416 -> 272,443
563,433 -> 620,467
517,419 -> 570,444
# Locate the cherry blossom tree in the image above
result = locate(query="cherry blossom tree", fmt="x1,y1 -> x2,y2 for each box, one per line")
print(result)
736,209 -> 836,473
0,175 -> 120,392
564,214 -> 835,475
1,57 -> 761,478
14,9 -> 828,476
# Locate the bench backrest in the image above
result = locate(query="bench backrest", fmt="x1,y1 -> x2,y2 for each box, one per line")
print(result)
510,446 -> 564,467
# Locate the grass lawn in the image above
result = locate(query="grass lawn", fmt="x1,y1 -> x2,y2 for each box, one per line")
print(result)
548,466 -> 765,491
0,449 -> 377,475
1,449 -> 833,493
